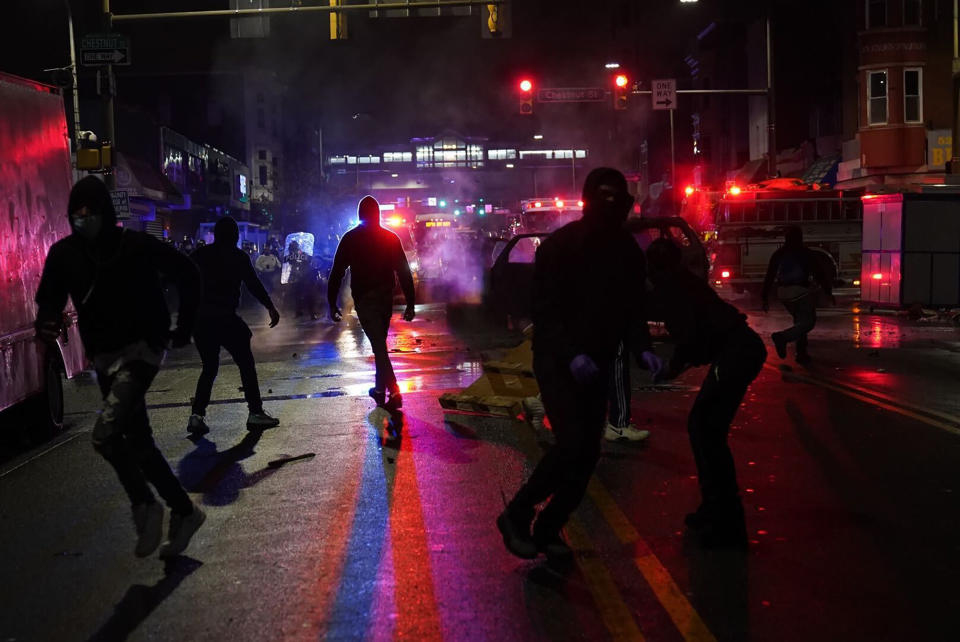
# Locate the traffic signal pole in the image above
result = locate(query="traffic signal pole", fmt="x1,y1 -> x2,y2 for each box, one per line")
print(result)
103,0 -> 116,189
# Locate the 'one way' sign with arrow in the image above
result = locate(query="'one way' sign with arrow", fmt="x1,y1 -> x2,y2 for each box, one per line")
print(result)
652,78 -> 676,111
80,33 -> 130,66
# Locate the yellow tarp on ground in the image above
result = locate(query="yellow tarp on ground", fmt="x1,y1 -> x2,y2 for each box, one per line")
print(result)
438,339 -> 539,417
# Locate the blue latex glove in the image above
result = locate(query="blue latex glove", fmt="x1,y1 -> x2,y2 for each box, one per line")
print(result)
639,350 -> 665,380
569,354 -> 600,385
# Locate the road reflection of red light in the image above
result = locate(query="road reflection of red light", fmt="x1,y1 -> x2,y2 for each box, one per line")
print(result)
852,316 -> 901,349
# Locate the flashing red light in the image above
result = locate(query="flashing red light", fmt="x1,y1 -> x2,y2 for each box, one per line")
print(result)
721,270 -> 732,279
684,185 -> 695,196
614,74 -> 628,88
728,185 -> 742,196
872,272 -> 883,280
555,199 -> 564,207
577,200 -> 584,207
519,79 -> 533,93
534,201 -> 542,208
386,216 -> 404,227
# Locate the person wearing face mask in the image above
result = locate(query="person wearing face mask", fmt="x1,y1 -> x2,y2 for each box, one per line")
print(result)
327,195 -> 416,409
186,217 -> 281,436
645,238 -> 767,550
34,176 -> 206,559
497,168 -> 664,561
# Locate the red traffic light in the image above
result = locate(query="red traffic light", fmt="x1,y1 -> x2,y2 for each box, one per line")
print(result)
519,79 -> 533,93
614,74 -> 628,88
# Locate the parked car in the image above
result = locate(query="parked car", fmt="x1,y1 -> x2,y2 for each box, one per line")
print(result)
483,216 -> 708,325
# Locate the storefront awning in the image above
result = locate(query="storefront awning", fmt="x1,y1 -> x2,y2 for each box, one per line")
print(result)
113,152 -> 183,206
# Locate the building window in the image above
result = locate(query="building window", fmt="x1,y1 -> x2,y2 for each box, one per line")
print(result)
867,0 -> 887,28
258,149 -> 267,160
383,152 -> 412,162
258,165 -> 268,186
487,149 -> 517,160
904,68 -> 922,122
903,0 -> 921,25
867,70 -> 888,125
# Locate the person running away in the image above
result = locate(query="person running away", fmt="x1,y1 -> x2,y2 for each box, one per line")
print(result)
35,176 -> 206,559
761,225 -> 835,363
328,195 -> 416,408
646,238 -> 767,549
187,217 -> 281,435
497,168 -> 663,561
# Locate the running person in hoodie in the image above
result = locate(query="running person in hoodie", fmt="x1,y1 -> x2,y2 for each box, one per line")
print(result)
761,226 -> 835,363
35,176 -> 205,559
497,168 -> 664,561
328,196 -> 416,408
187,217 -> 281,435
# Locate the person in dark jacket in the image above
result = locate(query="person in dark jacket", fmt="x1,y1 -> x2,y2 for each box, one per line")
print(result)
647,238 -> 767,549
35,176 -> 205,559
328,196 -> 416,408
497,168 -> 664,561
761,226 -> 835,363
187,217 -> 281,435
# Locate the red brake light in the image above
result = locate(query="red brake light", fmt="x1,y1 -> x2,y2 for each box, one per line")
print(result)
728,185 -> 742,196
721,270 -> 732,279
555,200 -> 564,207
534,201 -> 542,208
577,200 -> 584,207
684,185 -> 695,196
872,273 -> 883,280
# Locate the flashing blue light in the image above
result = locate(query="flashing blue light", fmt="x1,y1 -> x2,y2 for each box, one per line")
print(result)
439,200 -> 447,208
454,209 -> 461,216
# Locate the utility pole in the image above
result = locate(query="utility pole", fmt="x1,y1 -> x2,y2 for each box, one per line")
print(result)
766,12 -> 777,177
102,0 -> 117,190
950,0 -> 960,174
65,1 -> 82,151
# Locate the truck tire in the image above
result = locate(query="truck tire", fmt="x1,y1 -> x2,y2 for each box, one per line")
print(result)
34,354 -> 65,435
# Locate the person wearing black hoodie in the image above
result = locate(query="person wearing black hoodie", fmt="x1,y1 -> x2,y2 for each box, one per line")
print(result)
761,226 -> 835,363
187,217 -> 281,435
34,176 -> 205,559
646,238 -> 767,549
328,196 -> 416,408
497,168 -> 664,561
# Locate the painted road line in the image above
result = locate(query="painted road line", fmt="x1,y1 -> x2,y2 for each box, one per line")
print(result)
565,518 -> 647,642
0,430 -> 85,479
767,364 -> 960,437
587,480 -> 718,642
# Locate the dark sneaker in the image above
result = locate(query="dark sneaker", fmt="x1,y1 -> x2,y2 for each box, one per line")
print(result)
133,502 -> 164,558
772,332 -> 787,359
247,410 -> 280,430
187,414 -> 209,436
496,509 -> 538,559
533,528 -> 573,561
387,391 -> 403,409
685,502 -> 748,551
369,387 -> 386,407
684,504 -> 709,530
159,505 -> 206,559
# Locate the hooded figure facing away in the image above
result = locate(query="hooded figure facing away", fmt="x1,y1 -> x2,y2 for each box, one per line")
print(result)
497,168 -> 664,561
761,226 -> 834,363
187,216 -> 281,435
328,195 -> 416,408
646,237 -> 766,549
34,176 -> 206,559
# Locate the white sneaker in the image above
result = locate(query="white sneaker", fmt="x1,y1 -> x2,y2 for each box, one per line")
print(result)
159,505 -> 206,559
604,423 -> 650,442
133,502 -> 164,558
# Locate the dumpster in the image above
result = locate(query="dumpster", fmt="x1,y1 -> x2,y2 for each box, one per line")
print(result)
860,190 -> 960,309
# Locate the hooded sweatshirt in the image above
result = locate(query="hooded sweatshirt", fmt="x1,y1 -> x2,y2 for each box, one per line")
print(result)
532,168 -> 652,369
34,176 -> 200,357
327,196 -> 415,307
190,217 -> 274,314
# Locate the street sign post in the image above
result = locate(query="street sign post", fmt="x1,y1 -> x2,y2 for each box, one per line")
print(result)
652,79 -> 676,111
80,34 -> 130,66
537,87 -> 606,103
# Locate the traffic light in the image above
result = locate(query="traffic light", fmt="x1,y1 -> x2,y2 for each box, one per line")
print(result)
613,74 -> 628,110
519,78 -> 534,115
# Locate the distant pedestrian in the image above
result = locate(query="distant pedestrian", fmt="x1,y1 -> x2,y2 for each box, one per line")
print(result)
605,340 -> 650,443
497,168 -> 663,561
646,238 -> 766,549
255,247 -> 281,293
285,241 -> 317,319
328,195 -> 416,409
761,226 -> 835,363
35,176 -> 206,559
188,217 -> 281,436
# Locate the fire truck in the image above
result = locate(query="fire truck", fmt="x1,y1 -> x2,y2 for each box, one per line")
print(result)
0,73 -> 86,431
711,181 -> 863,293
518,197 -> 583,234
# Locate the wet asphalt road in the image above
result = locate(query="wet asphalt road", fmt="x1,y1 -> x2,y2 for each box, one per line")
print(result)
1,296 -> 959,642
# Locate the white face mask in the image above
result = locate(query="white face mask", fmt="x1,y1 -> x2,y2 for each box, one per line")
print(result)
71,213 -> 103,241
